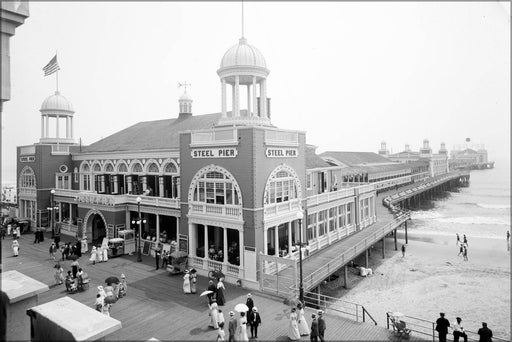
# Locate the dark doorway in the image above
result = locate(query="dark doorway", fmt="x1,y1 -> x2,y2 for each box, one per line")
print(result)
91,214 -> 106,246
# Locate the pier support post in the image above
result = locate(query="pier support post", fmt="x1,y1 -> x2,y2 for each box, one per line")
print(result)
365,249 -> 369,268
405,221 -> 408,244
343,265 -> 348,289
382,238 -> 385,259
394,228 -> 398,250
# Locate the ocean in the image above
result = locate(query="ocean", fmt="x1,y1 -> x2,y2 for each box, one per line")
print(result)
408,165 -> 510,240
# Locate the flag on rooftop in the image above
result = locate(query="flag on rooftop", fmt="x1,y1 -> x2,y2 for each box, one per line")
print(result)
43,55 -> 60,76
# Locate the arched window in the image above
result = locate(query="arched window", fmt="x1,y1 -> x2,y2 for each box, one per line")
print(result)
117,163 -> 128,173
92,163 -> 101,172
131,162 -> 143,173
190,166 -> 242,206
264,165 -> 301,205
164,162 -> 177,174
147,162 -> 160,174
105,163 -> 114,173
81,163 -> 90,173
19,167 -> 36,188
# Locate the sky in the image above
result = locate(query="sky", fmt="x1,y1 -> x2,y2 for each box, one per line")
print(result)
2,1 -> 510,184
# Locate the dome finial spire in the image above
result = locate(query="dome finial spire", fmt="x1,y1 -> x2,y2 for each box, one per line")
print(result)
178,81 -> 191,93
241,0 -> 245,39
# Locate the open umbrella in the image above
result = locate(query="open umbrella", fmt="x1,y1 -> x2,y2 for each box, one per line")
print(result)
234,303 -> 249,312
200,290 -> 214,297
105,276 -> 120,284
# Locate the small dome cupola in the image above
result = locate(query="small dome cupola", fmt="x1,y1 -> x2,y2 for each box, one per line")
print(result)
179,91 -> 193,116
39,91 -> 76,144
378,141 -> 389,157
439,142 -> 448,155
420,138 -> 432,156
216,36 -> 272,127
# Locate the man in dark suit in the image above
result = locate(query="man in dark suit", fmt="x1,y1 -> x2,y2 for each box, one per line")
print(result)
228,311 -> 237,342
317,310 -> 326,342
248,307 -> 262,338
477,322 -> 493,342
435,312 -> 450,342
207,280 -> 217,303
246,293 -> 254,317
310,313 -> 319,342
155,247 -> 161,270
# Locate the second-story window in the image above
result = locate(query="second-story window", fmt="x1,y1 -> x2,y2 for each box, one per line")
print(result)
193,172 -> 239,205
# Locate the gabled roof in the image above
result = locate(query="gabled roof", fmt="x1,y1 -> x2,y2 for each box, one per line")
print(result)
82,113 -> 223,153
305,145 -> 331,169
320,151 -> 392,166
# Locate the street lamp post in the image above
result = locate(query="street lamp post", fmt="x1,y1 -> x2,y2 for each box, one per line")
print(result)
131,196 -> 145,262
49,189 -> 56,238
296,211 -> 304,304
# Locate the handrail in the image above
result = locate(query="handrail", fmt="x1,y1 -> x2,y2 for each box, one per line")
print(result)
302,212 -> 410,290
288,288 -> 378,326
385,312 -> 509,342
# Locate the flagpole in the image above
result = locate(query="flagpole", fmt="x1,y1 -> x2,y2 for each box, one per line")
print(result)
56,70 -> 59,92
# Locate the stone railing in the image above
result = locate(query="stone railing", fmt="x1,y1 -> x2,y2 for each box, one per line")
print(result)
189,202 -> 243,219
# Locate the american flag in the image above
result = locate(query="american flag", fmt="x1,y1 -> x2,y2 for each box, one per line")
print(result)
43,55 -> 60,76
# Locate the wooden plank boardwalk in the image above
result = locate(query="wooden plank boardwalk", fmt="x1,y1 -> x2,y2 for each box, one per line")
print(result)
2,232 -> 426,341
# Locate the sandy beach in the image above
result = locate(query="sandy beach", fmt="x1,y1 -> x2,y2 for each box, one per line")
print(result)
329,232 -> 511,338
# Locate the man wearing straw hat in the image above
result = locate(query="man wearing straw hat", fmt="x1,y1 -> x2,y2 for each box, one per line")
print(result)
228,311 -> 238,342
317,310 -> 326,342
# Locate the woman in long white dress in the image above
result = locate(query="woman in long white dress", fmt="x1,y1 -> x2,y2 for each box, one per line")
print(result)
237,312 -> 249,342
102,245 -> 109,262
89,246 -> 97,264
12,239 -> 19,257
209,301 -> 219,329
297,303 -> 310,336
183,270 -> 191,293
97,245 -> 103,263
287,307 -> 301,340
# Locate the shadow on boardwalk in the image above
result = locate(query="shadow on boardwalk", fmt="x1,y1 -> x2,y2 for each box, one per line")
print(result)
2,232 -> 426,341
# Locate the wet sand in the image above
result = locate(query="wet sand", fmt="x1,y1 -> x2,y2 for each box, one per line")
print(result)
334,232 -> 511,338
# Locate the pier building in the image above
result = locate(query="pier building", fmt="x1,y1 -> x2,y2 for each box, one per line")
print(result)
449,143 -> 494,169
17,35 -> 387,289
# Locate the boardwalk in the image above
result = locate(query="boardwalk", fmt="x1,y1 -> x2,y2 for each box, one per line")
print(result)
2,233 -> 426,341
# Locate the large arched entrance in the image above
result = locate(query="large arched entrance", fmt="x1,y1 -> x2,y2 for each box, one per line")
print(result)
84,211 -> 107,246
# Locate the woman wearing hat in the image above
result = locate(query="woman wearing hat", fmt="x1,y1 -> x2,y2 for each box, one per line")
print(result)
209,300 -> 219,329
216,277 -> 226,306
287,307 -> 301,340
237,311 -> 249,342
297,302 -> 310,336
183,269 -> 191,294
118,274 -> 127,298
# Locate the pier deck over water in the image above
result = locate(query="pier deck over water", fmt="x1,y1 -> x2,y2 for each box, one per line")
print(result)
2,233 -> 426,341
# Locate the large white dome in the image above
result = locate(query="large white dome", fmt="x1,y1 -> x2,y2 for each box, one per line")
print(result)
40,91 -> 74,113
220,37 -> 267,69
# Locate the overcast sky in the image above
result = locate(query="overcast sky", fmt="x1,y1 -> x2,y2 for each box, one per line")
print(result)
3,1 -> 510,183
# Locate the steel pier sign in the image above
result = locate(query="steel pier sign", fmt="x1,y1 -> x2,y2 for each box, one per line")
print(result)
191,148 -> 238,159
266,148 -> 298,158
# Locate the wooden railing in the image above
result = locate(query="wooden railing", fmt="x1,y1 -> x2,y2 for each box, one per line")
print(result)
307,188 -> 355,207
264,198 -> 301,216
386,312 -> 509,342
301,212 -> 410,291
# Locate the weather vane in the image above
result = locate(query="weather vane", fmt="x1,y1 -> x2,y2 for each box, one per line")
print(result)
178,82 -> 191,92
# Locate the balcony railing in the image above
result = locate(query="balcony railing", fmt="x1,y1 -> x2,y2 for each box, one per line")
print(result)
189,202 -> 243,219
18,188 -> 37,197
264,198 -> 301,217
307,188 -> 355,207
53,189 -> 179,208
189,256 -> 242,278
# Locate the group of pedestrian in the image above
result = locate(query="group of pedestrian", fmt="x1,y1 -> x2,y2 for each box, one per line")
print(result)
183,268 -> 199,294
33,228 -> 45,243
288,303 -> 325,342
89,245 -> 109,264
435,313 -> 493,342
59,241 -> 83,261
220,294 -> 261,342
456,233 -> 469,261
94,273 -> 127,317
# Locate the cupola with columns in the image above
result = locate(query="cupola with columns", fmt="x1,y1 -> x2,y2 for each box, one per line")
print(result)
178,85 -> 193,118
378,141 -> 389,157
216,36 -> 271,127
39,91 -> 76,144
419,138 -> 432,157
405,144 -> 411,152
438,142 -> 448,155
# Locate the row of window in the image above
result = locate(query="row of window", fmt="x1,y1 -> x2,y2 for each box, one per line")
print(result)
193,172 -> 240,205
81,161 -> 178,174
306,203 -> 353,241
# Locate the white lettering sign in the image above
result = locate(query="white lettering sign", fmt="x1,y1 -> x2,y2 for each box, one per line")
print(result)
266,148 -> 298,158
191,148 -> 238,159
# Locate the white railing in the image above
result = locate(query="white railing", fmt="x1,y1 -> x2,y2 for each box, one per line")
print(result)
355,184 -> 375,195
125,194 -> 179,208
51,144 -> 70,154
307,188 -> 355,207
264,129 -> 299,146
18,188 -> 37,197
264,198 -> 301,216
302,213 -> 410,290
188,256 -> 241,278
372,175 -> 412,191
189,202 -> 242,219
190,127 -> 238,146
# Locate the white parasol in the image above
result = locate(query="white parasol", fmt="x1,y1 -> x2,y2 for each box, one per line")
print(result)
200,290 -> 214,297
234,303 -> 249,312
